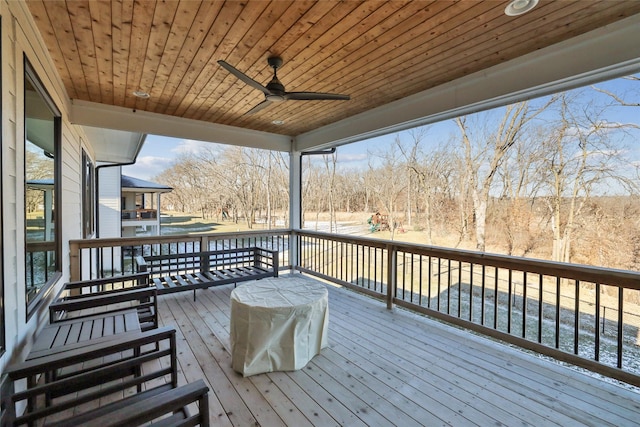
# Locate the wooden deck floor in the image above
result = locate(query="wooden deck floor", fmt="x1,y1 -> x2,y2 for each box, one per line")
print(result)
157,274 -> 640,427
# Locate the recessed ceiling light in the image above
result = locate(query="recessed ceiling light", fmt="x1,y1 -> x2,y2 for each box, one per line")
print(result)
133,90 -> 150,99
505,0 -> 538,16
272,120 -> 285,125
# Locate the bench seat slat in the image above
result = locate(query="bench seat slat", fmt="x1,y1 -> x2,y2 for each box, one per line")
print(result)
209,270 -> 229,280
164,276 -> 179,288
175,274 -> 192,287
183,273 -> 201,286
139,247 -> 278,299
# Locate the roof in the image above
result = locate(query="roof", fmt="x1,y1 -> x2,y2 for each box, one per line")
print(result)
121,175 -> 172,193
83,126 -> 146,164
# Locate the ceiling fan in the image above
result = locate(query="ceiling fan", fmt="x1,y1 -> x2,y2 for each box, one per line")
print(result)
218,56 -> 350,115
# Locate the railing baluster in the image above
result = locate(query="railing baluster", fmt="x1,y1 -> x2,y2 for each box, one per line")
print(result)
523,272 -> 528,339
367,246 -> 371,289
374,247 -> 378,292
508,269 -> 513,334
555,276 -> 561,349
454,260 -> 459,317
494,267 -> 499,330
481,264 -> 486,326
538,274 -> 543,343
595,283 -> 601,361
427,256 -> 432,309
401,252 -> 406,300
418,254 -> 423,306
574,279 -> 580,355
437,257 -> 441,312
469,263 -> 473,322
618,288 -> 624,369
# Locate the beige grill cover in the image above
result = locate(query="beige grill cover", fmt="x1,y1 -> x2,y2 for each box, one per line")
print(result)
230,280 -> 329,376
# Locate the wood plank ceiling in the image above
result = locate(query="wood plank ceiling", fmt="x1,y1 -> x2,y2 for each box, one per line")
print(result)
27,1 -> 640,137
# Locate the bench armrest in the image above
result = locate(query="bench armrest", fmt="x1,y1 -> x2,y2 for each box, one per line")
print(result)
1,374 -> 15,426
70,380 -> 210,427
135,255 -> 149,272
63,272 -> 149,292
49,286 -> 157,323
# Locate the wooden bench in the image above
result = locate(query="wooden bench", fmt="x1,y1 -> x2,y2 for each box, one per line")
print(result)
136,247 -> 279,300
1,375 -> 13,427
49,272 -> 158,331
5,326 -> 210,426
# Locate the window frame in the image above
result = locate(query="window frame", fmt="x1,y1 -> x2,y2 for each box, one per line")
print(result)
82,148 -> 95,238
24,57 -> 62,318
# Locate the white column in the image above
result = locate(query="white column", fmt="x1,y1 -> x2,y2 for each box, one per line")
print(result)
156,193 -> 162,235
289,150 -> 302,272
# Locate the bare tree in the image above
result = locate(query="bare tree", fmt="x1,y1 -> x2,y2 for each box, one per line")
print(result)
366,139 -> 407,240
397,129 -> 456,244
593,75 -> 640,107
455,99 -> 552,251
538,92 -> 638,262
324,151 -> 338,233
495,124 -> 549,255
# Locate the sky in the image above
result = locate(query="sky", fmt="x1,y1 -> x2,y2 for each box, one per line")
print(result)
123,74 -> 639,182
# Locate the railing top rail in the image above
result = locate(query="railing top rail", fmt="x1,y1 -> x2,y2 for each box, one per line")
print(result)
293,229 -> 390,249
295,229 -> 640,289
69,229 -> 291,247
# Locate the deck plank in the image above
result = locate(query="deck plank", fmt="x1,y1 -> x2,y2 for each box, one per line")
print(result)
155,274 -> 640,427
328,291 -> 633,426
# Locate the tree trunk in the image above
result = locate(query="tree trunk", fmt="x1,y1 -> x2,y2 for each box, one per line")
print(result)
472,190 -> 487,251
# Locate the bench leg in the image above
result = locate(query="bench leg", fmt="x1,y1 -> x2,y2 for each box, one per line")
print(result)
193,289 -> 196,301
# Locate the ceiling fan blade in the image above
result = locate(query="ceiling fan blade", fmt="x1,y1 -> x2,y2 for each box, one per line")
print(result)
218,60 -> 271,96
285,92 -> 350,101
244,99 -> 272,115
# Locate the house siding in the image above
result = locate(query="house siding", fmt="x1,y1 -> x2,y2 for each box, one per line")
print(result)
0,1 -> 95,372
98,166 -> 122,239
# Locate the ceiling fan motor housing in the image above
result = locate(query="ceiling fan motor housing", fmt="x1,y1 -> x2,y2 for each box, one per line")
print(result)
266,79 -> 286,100
267,56 -> 284,69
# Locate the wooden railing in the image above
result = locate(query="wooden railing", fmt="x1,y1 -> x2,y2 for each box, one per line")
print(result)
295,230 -> 640,387
69,229 -> 640,386
121,208 -> 158,220
68,230 -> 291,281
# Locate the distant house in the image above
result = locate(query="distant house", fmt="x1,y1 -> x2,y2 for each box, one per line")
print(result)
98,167 -> 172,238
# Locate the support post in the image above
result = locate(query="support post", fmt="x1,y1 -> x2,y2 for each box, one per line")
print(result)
289,149 -> 302,272
386,244 -> 397,310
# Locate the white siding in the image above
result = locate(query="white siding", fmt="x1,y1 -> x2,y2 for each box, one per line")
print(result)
98,166 -> 122,238
0,1 -> 97,372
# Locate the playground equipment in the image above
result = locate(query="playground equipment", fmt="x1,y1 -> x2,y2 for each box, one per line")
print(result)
367,212 -> 389,232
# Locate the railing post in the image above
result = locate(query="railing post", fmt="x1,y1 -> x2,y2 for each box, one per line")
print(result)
200,235 -> 210,252
69,241 -> 80,282
386,244 -> 397,310
273,250 -> 279,277
289,229 -> 299,273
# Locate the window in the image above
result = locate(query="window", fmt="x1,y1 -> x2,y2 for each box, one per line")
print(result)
82,149 -> 95,238
25,59 -> 61,314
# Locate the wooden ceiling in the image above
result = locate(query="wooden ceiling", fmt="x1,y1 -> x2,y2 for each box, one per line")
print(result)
27,1 -> 640,137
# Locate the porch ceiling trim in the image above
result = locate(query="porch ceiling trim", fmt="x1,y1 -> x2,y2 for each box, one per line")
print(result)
294,14 -> 640,152
70,100 -> 292,152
